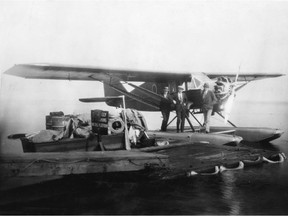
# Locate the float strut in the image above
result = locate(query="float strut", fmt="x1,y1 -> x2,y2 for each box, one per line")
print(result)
167,115 -> 176,127
185,112 -> 195,132
166,110 -> 195,132
189,110 -> 203,127
217,112 -> 237,128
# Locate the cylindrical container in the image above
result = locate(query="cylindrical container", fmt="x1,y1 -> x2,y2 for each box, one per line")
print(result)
51,116 -> 69,131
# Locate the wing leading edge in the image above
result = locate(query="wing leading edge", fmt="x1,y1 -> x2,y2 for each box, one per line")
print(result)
6,64 -> 284,83
206,73 -> 284,82
5,64 -> 191,83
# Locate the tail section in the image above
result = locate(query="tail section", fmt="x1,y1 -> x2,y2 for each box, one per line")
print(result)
103,82 -> 125,97
103,81 -> 126,107
103,80 -> 160,111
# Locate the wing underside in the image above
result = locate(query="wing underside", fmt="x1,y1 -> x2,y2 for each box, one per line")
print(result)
5,64 -> 184,110
4,64 -> 284,111
5,64 -> 283,83
206,73 -> 284,82
5,64 -> 191,83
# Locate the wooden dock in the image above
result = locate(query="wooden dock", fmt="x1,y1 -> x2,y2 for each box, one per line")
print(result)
0,151 -> 168,177
0,150 -> 168,190
0,138 -> 284,192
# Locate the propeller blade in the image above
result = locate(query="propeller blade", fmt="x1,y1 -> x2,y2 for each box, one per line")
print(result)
223,63 -> 241,123
223,93 -> 235,123
235,63 -> 241,83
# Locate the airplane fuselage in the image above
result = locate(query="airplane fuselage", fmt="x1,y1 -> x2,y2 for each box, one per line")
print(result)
103,73 -> 234,113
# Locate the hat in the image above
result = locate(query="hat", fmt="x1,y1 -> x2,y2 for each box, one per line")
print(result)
204,82 -> 209,88
163,87 -> 169,91
178,86 -> 184,90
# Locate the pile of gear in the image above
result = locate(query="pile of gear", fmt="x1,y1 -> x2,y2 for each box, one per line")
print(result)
26,112 -> 92,143
25,109 -> 156,148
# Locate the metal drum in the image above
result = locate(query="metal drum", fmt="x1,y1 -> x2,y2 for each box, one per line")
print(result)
49,116 -> 69,131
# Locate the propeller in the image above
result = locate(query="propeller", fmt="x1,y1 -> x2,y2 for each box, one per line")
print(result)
222,64 -> 241,124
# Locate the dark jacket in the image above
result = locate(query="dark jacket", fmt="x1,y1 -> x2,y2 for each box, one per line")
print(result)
172,92 -> 188,107
202,89 -> 217,110
159,93 -> 173,110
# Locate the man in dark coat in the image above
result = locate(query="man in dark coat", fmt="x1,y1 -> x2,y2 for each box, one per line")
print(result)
202,82 -> 217,133
172,86 -> 188,133
159,87 -> 173,131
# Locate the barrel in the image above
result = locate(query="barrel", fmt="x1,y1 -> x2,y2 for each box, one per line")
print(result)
46,115 -> 69,131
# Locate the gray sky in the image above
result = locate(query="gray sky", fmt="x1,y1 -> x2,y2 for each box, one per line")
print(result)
1,0 -> 288,152
1,0 -> 288,72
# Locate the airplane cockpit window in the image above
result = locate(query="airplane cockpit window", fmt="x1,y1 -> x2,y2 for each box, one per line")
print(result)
187,77 -> 203,89
169,83 -> 176,93
187,77 -> 196,89
194,77 -> 202,88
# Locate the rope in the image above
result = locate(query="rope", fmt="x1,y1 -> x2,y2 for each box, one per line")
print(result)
6,158 -> 91,178
156,156 -> 166,167
128,159 -> 144,167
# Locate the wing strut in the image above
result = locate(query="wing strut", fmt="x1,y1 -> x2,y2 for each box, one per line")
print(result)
167,110 -> 195,132
216,112 -> 237,127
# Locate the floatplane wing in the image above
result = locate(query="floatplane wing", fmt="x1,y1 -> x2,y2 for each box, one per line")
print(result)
6,63 -> 282,81
5,63 -> 285,111
207,73 -> 283,82
5,64 -> 191,111
5,63 -> 190,82
5,64 -> 284,110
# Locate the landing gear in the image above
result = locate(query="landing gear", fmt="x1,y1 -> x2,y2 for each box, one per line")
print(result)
216,111 -> 237,128
166,110 -> 195,132
166,109 -> 238,133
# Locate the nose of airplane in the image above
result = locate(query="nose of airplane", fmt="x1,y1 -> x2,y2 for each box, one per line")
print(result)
233,135 -> 243,145
274,129 -> 284,137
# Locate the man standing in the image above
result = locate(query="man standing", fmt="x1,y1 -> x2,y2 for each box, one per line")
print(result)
202,82 -> 217,133
159,87 -> 173,131
172,86 -> 188,133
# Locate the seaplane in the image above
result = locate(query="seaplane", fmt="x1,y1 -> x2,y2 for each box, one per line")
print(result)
4,63 -> 285,146
2,63 -> 288,192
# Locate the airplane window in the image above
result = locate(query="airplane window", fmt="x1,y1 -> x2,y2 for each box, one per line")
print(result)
169,83 -> 176,93
187,78 -> 196,89
152,84 -> 157,93
168,84 -> 173,92
194,78 -> 201,88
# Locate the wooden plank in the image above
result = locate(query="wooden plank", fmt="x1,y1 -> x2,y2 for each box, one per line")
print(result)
0,151 -> 168,177
0,150 -> 167,162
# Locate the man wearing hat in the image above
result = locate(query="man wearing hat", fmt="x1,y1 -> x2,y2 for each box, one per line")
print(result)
159,87 -> 173,131
202,82 -> 217,133
172,85 -> 188,133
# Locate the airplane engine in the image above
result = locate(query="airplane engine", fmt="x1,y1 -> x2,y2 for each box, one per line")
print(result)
213,76 -> 235,113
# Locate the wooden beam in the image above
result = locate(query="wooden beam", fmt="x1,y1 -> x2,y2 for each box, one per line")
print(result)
0,151 -> 168,177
